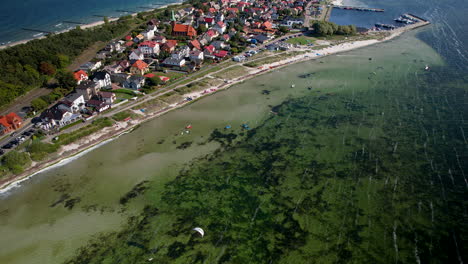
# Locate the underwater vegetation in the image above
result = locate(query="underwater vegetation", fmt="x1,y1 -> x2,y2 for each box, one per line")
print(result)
64,68 -> 467,264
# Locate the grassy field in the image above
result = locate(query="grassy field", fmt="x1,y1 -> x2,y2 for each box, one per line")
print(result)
285,36 -> 316,45
212,66 -> 250,80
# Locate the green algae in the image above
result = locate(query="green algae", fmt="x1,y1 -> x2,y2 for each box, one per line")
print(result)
63,66 -> 467,263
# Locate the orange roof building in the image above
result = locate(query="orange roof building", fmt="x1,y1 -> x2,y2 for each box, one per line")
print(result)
73,70 -> 88,84
0,112 -> 22,135
130,60 -> 149,75
171,22 -> 197,38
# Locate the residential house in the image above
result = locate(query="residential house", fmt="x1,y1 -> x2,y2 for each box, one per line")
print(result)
98,91 -> 116,104
171,22 -> 197,38
162,57 -> 186,67
252,34 -> 271,44
79,61 -> 102,72
204,45 -> 216,59
92,71 -> 112,89
134,34 -> 145,43
123,76 -> 146,90
211,40 -> 228,50
129,49 -> 145,61
73,70 -> 88,84
0,113 -> 22,135
138,41 -> 160,56
105,41 -> 124,53
161,40 -> 177,53
57,93 -> 85,113
204,17 -> 215,26
110,73 -> 131,85
214,50 -> 228,59
213,21 -> 227,34
76,80 -> 100,101
130,60 -> 149,75
95,51 -> 109,60
232,55 -> 246,62
154,35 -> 167,43
222,34 -> 231,42
142,29 -> 155,40
188,39 -> 202,50
86,100 -> 110,112
40,108 -> 81,129
172,46 -> 190,59
189,50 -> 204,64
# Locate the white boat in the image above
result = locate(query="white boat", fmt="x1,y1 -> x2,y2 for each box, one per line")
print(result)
291,84 -> 295,88
425,65 -> 430,71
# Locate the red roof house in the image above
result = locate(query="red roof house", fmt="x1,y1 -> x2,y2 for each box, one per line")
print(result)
189,39 -> 202,50
130,60 -> 149,75
214,50 -> 228,58
73,70 -> 88,84
0,113 -> 22,135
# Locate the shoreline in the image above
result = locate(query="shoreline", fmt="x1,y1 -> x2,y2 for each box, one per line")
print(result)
0,2 -> 181,50
0,21 -> 430,194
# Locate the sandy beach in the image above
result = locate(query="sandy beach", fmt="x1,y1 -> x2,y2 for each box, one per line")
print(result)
0,18 -> 430,193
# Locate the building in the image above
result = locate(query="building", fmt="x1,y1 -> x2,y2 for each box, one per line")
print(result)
129,49 -> 145,61
73,70 -> 88,84
79,61 -> 102,72
130,60 -> 149,75
162,57 -> 186,67
40,108 -> 81,129
171,22 -> 197,38
92,71 -> 112,89
110,73 -> 131,85
189,50 -> 204,62
98,92 -> 116,104
86,100 -> 110,113
161,40 -> 177,53
57,93 -> 85,113
0,113 -> 22,135
123,76 -> 146,90
213,21 -> 227,34
138,41 -> 160,56
76,80 -> 100,101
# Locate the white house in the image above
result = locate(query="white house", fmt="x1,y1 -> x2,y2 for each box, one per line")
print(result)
57,93 -> 85,113
189,50 -> 204,62
162,57 -> 186,67
79,61 -> 102,72
92,71 -> 112,89
138,41 -> 160,56
129,49 -> 145,61
213,21 -> 227,34
40,108 -> 82,130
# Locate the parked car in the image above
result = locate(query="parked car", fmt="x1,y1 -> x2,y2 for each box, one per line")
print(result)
0,149 -> 4,155
2,144 -> 12,149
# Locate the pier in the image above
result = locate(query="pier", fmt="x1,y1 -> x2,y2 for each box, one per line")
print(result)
333,6 -> 384,12
63,21 -> 85,25
21,28 -> 52,34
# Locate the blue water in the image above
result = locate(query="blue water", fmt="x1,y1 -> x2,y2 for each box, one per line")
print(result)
331,0 -> 468,70
0,0 -> 179,44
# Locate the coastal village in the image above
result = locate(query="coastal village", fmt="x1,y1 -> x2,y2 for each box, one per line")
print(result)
0,0 -> 429,179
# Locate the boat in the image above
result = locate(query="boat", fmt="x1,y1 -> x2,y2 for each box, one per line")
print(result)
225,125 -> 231,129
425,65 -> 430,71
185,124 -> 192,129
394,16 -> 414,24
291,84 -> 295,88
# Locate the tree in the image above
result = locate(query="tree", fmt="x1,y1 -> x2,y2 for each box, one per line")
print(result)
39,62 -> 56,76
278,26 -> 289,34
147,77 -> 162,86
197,24 -> 207,35
31,98 -> 48,111
55,71 -> 77,91
1,151 -> 31,174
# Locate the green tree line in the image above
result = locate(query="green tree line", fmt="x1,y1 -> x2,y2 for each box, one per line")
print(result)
0,16 -> 134,108
312,20 -> 357,36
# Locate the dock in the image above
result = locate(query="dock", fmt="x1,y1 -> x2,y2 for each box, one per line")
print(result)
333,6 -> 384,12
21,28 -> 52,34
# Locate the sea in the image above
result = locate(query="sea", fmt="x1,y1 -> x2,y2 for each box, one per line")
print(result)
0,0 -> 180,45
0,0 -> 466,263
